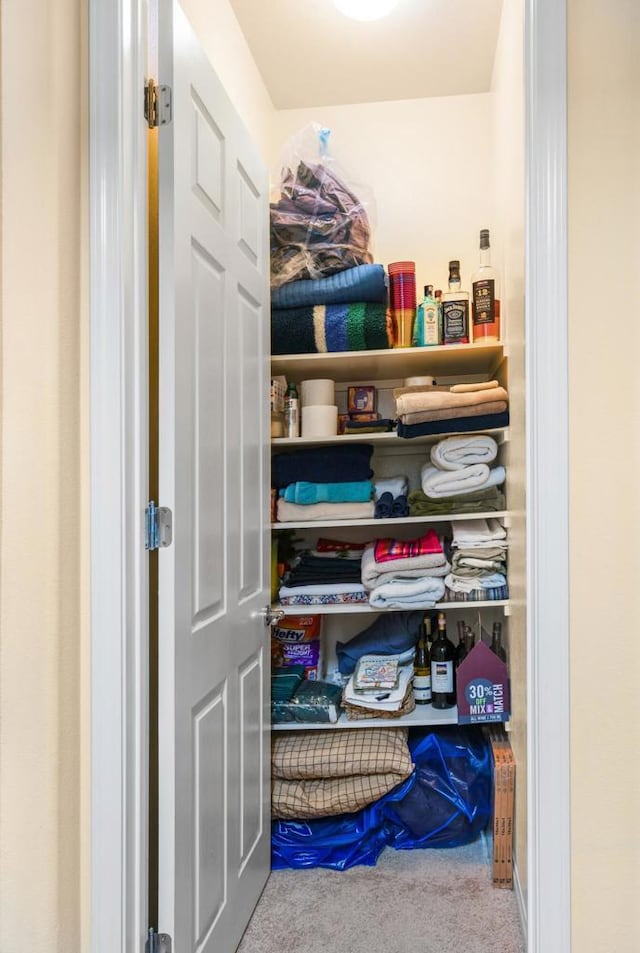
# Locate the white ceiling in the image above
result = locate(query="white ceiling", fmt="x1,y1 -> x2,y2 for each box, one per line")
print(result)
229,0 -> 504,109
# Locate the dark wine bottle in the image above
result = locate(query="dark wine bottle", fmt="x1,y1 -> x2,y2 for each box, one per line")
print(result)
455,619 -> 468,667
490,621 -> 507,662
413,627 -> 431,705
430,611 -> 457,709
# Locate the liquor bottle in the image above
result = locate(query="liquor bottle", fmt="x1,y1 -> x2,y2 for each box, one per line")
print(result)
471,228 -> 501,343
441,261 -> 470,345
430,611 -> 457,709
455,619 -> 468,667
420,285 -> 440,345
413,625 -> 432,705
284,381 -> 300,438
490,621 -> 507,662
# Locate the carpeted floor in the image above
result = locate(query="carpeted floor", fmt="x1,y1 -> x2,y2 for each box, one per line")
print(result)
238,839 -> 525,953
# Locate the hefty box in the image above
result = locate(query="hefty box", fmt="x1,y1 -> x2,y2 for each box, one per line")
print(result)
456,640 -> 510,724
271,615 -> 323,680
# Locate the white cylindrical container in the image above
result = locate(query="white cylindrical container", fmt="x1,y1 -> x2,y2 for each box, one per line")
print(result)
300,378 -> 335,407
301,404 -> 338,438
404,375 -> 434,387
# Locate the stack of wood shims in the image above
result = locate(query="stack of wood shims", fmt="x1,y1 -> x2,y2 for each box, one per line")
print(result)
487,726 -> 515,889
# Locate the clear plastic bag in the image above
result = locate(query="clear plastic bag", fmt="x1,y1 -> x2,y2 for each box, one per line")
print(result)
270,123 -> 375,288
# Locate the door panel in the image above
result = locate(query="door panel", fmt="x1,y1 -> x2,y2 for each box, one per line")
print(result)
157,3 -> 271,950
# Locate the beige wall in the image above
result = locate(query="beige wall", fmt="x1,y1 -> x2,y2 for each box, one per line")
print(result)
0,1 -> 88,951
491,0 -> 527,898
568,1 -> 640,949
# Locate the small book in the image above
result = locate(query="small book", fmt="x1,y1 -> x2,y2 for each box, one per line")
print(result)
353,655 -> 400,692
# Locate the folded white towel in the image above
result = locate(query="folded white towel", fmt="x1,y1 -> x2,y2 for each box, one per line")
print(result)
361,541 -> 448,589
452,518 -> 508,548
373,475 -> 409,501
420,463 -> 506,499
430,434 -> 498,471
445,572 -> 507,594
368,576 -> 446,610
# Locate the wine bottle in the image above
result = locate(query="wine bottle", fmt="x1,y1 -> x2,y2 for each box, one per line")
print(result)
471,228 -> 501,343
430,611 -> 457,709
413,627 -> 432,705
490,621 -> 507,662
455,619 -> 468,667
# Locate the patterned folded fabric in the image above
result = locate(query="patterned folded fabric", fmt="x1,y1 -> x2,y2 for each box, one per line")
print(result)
271,728 -> 413,819
373,531 -> 442,563
271,302 -> 391,355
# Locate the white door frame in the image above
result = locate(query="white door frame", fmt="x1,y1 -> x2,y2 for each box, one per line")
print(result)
89,1 -> 571,950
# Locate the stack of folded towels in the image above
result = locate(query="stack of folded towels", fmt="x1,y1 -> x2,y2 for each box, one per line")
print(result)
394,379 -> 509,439
271,263 -> 392,355
444,518 -> 509,602
361,530 -> 449,609
273,443 -> 375,522
279,538 -> 369,607
408,434 -> 506,517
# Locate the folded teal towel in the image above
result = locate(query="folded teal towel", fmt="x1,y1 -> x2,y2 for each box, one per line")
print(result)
279,480 -> 374,505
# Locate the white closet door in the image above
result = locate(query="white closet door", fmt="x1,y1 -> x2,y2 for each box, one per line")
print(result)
156,2 -> 271,950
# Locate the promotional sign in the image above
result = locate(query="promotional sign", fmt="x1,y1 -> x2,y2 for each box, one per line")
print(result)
456,640 -> 510,724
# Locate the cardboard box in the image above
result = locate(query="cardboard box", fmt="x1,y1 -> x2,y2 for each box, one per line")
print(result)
486,727 -> 515,889
457,640 -> 510,724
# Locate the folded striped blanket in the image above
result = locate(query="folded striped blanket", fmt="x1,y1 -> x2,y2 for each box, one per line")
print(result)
271,302 -> 391,355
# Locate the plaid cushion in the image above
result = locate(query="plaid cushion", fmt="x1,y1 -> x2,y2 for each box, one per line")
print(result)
271,728 -> 413,819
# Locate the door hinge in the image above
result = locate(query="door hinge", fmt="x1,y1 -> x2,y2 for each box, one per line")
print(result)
145,501 -> 173,550
145,928 -> 172,953
144,80 -> 172,128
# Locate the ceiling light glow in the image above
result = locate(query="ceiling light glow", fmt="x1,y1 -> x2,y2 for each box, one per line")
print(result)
333,0 -> 401,22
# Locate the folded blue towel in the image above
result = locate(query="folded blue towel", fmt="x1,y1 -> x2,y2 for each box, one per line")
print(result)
279,480 -> 373,505
271,263 -> 388,309
272,444 -> 374,489
391,494 -> 409,518
374,491 -> 393,519
397,411 -> 510,440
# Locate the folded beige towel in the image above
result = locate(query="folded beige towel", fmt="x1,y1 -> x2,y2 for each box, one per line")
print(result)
400,400 -> 508,425
450,379 -> 500,393
396,385 -> 508,417
277,499 -> 375,522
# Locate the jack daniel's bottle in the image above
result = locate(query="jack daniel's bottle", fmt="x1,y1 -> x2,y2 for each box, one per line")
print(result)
442,260 -> 470,345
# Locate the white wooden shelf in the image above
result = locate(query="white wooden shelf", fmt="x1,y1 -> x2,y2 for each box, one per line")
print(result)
271,342 -> 505,383
273,600 -> 510,615
271,704 -> 459,731
272,426 -> 509,450
271,510 -> 510,530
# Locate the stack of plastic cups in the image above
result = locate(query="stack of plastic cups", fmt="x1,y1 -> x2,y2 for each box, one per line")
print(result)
388,261 -> 417,348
